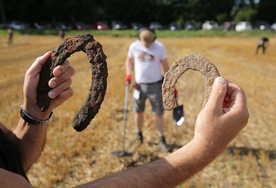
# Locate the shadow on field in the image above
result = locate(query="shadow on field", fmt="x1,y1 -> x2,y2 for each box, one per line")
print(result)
227,146 -> 276,160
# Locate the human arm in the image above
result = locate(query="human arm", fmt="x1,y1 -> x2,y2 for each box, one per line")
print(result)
161,58 -> 170,73
0,168 -> 33,188
5,51 -> 75,172
125,56 -> 134,83
75,77 -> 249,188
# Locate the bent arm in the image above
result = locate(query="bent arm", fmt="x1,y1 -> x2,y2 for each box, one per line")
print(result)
7,52 -> 74,172
75,140 -> 217,188
75,77 -> 249,188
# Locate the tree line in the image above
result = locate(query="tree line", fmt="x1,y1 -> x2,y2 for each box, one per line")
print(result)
0,0 -> 275,27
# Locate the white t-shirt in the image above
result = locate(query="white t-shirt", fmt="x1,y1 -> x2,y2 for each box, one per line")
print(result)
127,40 -> 167,84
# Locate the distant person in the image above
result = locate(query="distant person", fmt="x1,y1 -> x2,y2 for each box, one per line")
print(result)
125,28 -> 173,152
255,37 -> 269,55
7,28 -> 13,45
59,29 -> 65,39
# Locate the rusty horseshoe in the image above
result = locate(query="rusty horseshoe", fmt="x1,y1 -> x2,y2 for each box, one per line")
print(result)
37,34 -> 108,132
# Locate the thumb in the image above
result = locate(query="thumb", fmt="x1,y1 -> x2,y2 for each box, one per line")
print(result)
205,77 -> 227,111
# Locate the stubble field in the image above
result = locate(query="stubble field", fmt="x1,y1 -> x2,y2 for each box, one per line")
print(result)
0,33 -> 275,188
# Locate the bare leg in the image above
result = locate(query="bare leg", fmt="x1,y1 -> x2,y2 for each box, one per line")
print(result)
155,114 -> 172,152
135,112 -> 144,132
155,114 -> 164,136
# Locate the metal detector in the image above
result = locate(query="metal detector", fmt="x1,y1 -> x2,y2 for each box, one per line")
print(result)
112,81 -> 133,157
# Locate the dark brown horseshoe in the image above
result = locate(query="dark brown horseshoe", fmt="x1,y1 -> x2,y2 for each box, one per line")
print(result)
37,34 -> 108,132
162,53 -> 220,110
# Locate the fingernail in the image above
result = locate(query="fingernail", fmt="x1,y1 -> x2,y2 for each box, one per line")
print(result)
215,77 -> 226,86
48,91 -> 55,98
49,81 -> 56,88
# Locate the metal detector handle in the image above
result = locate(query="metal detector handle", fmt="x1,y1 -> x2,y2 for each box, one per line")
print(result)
175,96 -> 179,107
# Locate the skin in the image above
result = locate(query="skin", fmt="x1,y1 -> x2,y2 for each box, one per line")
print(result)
0,51 -> 75,187
0,52 -> 249,187
76,77 -> 249,188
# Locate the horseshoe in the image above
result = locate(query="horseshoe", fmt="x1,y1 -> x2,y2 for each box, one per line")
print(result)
162,53 -> 220,110
37,34 -> 108,132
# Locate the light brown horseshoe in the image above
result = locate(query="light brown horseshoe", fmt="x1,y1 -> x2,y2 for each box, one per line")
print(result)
162,53 -> 220,110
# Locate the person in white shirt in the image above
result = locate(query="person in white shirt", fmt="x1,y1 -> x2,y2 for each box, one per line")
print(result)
125,28 -> 172,152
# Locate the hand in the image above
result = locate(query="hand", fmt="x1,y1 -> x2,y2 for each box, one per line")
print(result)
124,74 -> 131,84
23,51 -> 75,120
194,77 -> 249,152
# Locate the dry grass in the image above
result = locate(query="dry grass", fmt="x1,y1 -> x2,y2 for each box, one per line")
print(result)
0,34 -> 275,188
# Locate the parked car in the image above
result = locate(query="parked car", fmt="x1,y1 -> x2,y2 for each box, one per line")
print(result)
149,22 -> 163,30
184,21 -> 199,30
54,22 -> 70,30
235,21 -> 252,31
33,22 -> 48,30
169,22 -> 182,30
0,22 -> 6,28
72,22 -> 87,30
271,22 -> 276,31
222,21 -> 236,30
131,22 -> 144,30
7,21 -> 27,30
111,20 -> 126,30
254,21 -> 271,30
92,22 -> 110,30
202,20 -> 219,30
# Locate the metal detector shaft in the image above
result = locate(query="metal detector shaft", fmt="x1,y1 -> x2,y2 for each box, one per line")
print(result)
121,81 -> 129,151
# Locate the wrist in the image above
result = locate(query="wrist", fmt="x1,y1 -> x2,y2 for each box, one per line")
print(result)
20,105 -> 53,126
191,136 -> 223,160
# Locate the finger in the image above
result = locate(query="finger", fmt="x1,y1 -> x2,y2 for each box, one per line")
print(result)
50,87 -> 74,108
49,65 -> 75,88
223,82 -> 248,114
205,77 -> 227,112
48,78 -> 72,99
52,59 -> 70,77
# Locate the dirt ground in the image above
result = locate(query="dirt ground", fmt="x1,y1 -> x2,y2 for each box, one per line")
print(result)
0,34 -> 275,188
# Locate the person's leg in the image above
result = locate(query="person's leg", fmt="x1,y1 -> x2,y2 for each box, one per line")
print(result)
135,112 -> 144,132
255,45 -> 260,54
131,86 -> 146,144
148,82 -> 172,152
155,114 -> 164,136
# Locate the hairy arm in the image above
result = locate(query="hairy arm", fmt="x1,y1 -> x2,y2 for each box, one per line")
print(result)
161,58 -> 170,73
75,77 -> 249,188
0,168 -> 33,188
125,56 -> 134,75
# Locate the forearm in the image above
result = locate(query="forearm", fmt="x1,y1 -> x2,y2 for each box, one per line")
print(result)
161,58 -> 170,73
0,168 -> 33,188
125,57 -> 133,75
76,139 -> 222,188
8,118 -> 47,172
